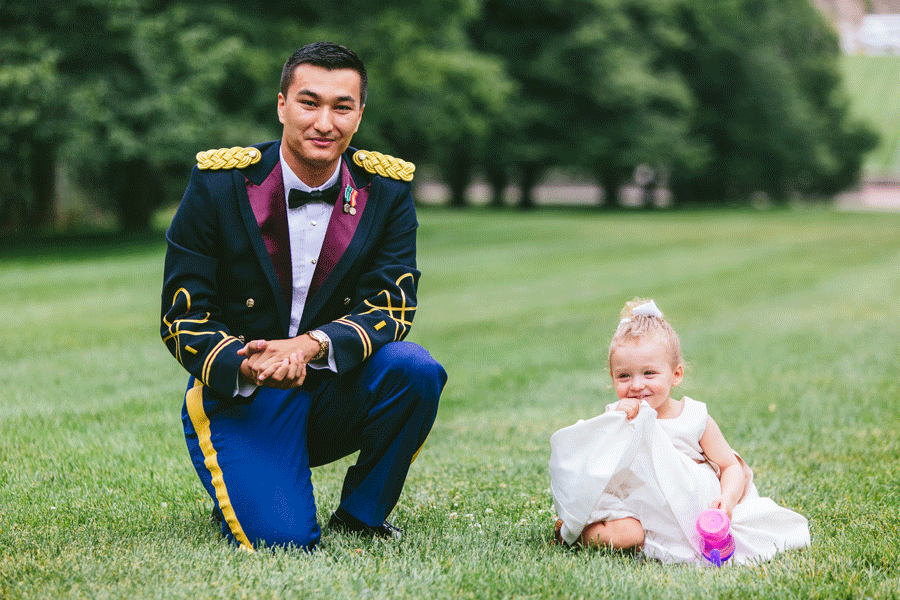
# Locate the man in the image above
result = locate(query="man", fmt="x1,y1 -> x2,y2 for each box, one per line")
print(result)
161,42 -> 446,551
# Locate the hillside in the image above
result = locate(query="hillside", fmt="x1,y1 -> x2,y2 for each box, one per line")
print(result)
814,0 -> 900,25
840,54 -> 900,175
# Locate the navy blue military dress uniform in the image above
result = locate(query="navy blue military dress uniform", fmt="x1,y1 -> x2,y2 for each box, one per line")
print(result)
161,141 -> 446,550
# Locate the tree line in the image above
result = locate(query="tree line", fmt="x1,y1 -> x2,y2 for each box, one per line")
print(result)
0,0 -> 878,233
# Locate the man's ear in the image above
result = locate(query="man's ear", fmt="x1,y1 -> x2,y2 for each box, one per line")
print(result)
353,103 -> 365,134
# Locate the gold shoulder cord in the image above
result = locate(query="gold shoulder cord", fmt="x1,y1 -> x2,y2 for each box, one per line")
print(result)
352,150 -> 415,182
196,147 -> 262,170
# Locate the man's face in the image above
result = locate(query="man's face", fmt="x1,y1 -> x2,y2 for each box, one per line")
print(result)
277,64 -> 364,183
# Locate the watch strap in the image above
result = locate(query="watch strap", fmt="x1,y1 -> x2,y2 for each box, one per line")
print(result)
306,330 -> 328,361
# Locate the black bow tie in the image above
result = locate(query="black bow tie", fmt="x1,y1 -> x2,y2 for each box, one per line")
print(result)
288,182 -> 341,209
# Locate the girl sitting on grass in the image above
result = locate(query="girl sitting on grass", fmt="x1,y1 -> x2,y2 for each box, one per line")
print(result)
549,299 -> 810,564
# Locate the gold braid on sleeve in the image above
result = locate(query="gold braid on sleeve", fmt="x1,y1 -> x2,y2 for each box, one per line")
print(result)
353,150 -> 415,182
196,147 -> 262,170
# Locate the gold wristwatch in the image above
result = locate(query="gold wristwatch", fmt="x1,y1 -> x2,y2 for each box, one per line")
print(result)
306,330 -> 329,361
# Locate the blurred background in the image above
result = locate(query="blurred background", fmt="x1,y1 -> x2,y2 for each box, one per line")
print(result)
1,0 -> 898,235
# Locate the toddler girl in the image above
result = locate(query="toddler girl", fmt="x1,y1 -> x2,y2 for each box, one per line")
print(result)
549,299 -> 810,564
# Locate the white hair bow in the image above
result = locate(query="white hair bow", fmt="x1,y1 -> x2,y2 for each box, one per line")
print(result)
620,299 -> 663,325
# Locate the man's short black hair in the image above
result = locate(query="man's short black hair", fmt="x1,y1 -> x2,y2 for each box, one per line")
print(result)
280,42 -> 368,104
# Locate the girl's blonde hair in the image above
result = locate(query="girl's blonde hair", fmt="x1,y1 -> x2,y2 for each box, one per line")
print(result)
608,298 -> 683,370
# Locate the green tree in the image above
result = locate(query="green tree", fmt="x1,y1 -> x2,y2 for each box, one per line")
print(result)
469,0 -> 583,208
468,0 -> 706,209
61,2 -> 263,230
0,0 -> 260,232
665,0 -> 878,204
0,8 -> 64,232
1,0 -> 512,229
298,2 -> 513,208
552,0 -> 707,207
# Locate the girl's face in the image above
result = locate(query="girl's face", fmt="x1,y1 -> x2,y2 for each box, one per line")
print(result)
609,338 -> 683,411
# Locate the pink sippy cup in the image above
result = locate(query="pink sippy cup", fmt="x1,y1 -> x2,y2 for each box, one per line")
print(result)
696,508 -> 735,566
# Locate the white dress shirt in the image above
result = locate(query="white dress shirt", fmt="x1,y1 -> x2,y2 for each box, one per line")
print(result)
234,150 -> 339,396
281,151 -> 336,339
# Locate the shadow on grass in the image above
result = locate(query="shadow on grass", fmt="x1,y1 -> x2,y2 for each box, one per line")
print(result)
0,228 -> 167,262
0,202 -> 806,263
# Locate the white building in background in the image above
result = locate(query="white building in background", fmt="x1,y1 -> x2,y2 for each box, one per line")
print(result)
843,14 -> 900,54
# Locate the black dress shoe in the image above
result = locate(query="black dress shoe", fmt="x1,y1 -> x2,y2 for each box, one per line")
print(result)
328,509 -> 403,540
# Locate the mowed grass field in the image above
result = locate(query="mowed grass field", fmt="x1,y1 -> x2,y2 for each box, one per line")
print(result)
1,208 -> 899,599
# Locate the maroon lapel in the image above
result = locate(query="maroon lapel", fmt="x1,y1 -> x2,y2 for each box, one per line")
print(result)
308,160 -> 369,297
245,161 -> 293,309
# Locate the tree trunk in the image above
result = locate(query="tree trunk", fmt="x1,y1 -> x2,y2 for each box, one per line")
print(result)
30,141 -> 57,228
518,162 -> 543,210
596,168 -> 622,209
446,147 -> 472,209
111,158 -> 157,231
485,163 -> 508,208
0,156 -> 24,233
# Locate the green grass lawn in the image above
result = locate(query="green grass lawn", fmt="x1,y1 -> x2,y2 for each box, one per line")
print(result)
1,208 -> 899,599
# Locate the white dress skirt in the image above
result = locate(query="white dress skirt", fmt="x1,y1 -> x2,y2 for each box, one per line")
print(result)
549,397 -> 810,564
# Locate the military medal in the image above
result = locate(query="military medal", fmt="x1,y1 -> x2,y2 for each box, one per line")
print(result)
343,185 -> 358,215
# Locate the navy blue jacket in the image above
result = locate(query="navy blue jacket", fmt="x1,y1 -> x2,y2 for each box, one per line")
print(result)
161,141 -> 419,399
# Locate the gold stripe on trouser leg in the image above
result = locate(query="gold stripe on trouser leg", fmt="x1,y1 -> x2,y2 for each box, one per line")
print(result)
185,381 -> 254,551
410,438 -> 428,464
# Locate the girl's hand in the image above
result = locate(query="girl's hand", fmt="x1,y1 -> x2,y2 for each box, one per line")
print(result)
615,398 -> 641,420
710,495 -> 736,519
